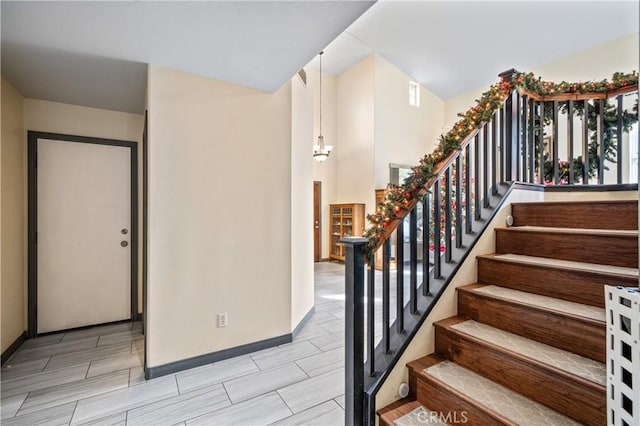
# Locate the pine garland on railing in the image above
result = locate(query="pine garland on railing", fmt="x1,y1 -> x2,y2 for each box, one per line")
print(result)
513,71 -> 638,96
362,71 -> 639,256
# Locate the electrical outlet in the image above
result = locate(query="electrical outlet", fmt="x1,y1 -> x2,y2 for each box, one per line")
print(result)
217,312 -> 228,328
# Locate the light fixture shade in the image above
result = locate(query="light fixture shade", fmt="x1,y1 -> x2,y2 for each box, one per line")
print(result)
313,135 -> 332,162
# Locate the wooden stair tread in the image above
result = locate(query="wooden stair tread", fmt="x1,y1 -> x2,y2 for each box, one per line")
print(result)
457,283 -> 605,362
378,401 -> 448,426
478,253 -> 638,278
510,200 -> 638,230
378,400 -> 422,426
422,360 -> 581,426
477,255 -> 636,308
511,200 -> 636,207
459,283 -> 605,322
495,227 -> 638,268
498,225 -> 638,237
437,318 -> 606,387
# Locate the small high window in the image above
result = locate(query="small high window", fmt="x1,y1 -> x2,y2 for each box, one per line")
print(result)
409,81 -> 420,107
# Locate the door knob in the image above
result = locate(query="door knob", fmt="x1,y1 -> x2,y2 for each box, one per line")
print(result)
121,241 -> 128,247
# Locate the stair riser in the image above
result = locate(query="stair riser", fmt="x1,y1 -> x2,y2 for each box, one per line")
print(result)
495,229 -> 638,268
434,325 -> 606,426
511,201 -> 638,230
409,369 -> 515,426
458,289 -> 605,362
477,257 -> 636,307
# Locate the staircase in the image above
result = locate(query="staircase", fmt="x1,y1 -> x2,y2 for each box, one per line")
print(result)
378,200 -> 638,426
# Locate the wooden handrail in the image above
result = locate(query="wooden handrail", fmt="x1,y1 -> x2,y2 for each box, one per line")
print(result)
518,84 -> 638,102
367,127 -> 482,257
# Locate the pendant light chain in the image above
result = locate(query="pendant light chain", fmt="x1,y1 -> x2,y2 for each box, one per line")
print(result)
319,51 -> 323,140
313,50 -> 332,162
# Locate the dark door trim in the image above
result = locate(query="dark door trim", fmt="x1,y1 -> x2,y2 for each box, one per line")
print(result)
142,111 -> 148,372
313,181 -> 322,262
27,131 -> 139,337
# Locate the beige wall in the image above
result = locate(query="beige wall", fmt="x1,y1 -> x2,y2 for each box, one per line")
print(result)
331,55 -> 446,220
310,68 -> 338,260
146,66 -> 294,367
1,78 -> 26,352
291,73 -> 315,328
445,33 -> 640,128
374,56 -> 444,190
24,99 -> 145,314
533,33 -> 639,84
335,56 -> 377,214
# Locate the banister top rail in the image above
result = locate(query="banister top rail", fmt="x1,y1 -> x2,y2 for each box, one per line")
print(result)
365,127 -> 481,256
362,69 -> 638,258
518,84 -> 638,102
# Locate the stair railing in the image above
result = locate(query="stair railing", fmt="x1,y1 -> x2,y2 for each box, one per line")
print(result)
342,69 -> 638,426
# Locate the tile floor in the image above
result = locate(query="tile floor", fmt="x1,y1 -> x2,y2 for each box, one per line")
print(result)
1,262 -> 355,426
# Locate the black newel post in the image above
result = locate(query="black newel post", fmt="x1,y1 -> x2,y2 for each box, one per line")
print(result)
342,237 -> 368,426
498,68 -> 520,182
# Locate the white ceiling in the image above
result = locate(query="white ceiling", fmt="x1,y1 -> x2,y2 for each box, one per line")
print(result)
2,1 -> 638,113
316,1 -> 640,100
1,1 -> 374,113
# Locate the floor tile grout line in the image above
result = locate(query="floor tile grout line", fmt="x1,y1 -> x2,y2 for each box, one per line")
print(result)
306,340 -> 324,353
220,363 -> 309,406
220,381 -> 233,404
11,391 -> 31,418
274,390 -> 296,418
68,399 -> 80,425
175,374 -> 182,395
41,356 -> 54,372
293,360 -> 312,379
270,397 -> 346,425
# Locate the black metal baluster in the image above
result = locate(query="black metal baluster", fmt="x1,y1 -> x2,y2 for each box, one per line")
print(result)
455,155 -> 463,248
553,100 -> 559,184
505,91 -> 519,182
539,102 -> 545,184
598,99 -> 605,184
465,144 -> 472,233
474,134 -> 481,219
515,92 -> 521,181
445,167 -> 452,263
342,237 -> 366,426
491,112 -> 498,194
567,100 -> 574,184
528,99 -> 535,183
382,239 -> 390,354
434,179 -> 442,279
483,124 -> 489,207
500,106 -> 505,184
396,220 -> 404,333
367,260 -> 375,377
522,95 -> 528,181
422,194 -> 430,296
617,95 -> 623,184
583,100 -> 590,184
409,208 -> 417,315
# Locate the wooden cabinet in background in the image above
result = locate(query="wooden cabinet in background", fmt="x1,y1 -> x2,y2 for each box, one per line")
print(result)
329,203 -> 365,261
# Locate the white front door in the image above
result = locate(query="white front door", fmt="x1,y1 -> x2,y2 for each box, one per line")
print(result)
37,137 -> 131,333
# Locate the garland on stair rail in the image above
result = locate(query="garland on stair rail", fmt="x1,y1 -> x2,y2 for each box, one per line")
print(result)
362,71 -> 638,256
